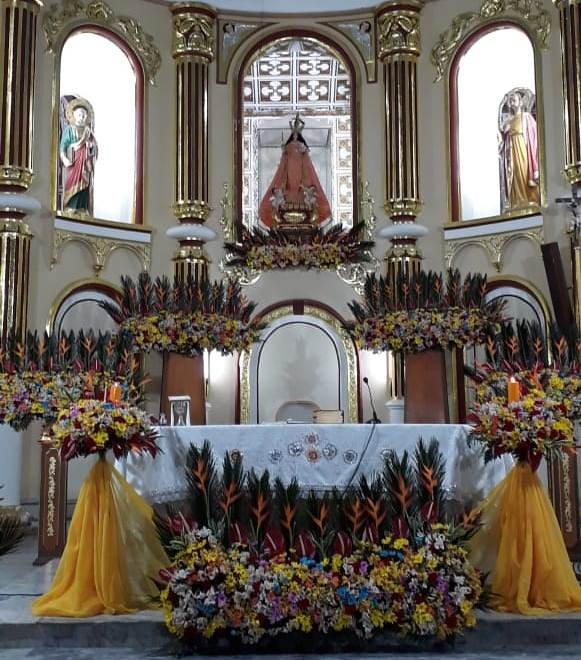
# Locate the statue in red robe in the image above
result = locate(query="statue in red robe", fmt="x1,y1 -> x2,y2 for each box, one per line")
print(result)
258,114 -> 332,229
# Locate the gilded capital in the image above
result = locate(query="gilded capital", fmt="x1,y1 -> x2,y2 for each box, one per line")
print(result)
553,0 -> 581,8
171,3 -> 217,62
376,1 -> 423,60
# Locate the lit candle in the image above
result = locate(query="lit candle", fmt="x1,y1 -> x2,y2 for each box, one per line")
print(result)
508,377 -> 520,404
108,382 -> 122,403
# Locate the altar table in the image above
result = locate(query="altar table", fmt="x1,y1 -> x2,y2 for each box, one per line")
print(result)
116,424 -> 511,504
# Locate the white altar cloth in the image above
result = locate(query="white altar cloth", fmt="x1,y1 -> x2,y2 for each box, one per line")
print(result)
116,424 -> 511,504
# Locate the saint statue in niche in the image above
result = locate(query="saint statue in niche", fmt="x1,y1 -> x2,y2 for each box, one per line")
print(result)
258,113 -> 332,232
498,88 -> 540,214
59,97 -> 98,215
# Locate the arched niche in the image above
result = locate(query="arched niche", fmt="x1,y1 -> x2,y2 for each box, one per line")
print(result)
234,29 -> 359,235
46,3 -> 159,227
46,278 -> 121,336
238,302 -> 359,424
448,21 -> 546,224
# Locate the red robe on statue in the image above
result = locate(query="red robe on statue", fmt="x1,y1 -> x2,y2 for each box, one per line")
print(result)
258,138 -> 332,228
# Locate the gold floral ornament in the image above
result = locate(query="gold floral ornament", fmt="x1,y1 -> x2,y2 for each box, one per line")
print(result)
101,273 -> 266,357
348,269 -> 505,354
43,0 -> 162,85
430,0 -> 551,82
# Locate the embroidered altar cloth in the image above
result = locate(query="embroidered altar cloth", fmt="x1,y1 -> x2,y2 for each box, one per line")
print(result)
115,424 -> 511,504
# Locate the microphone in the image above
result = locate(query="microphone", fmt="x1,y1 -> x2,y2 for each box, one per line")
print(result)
363,376 -> 381,424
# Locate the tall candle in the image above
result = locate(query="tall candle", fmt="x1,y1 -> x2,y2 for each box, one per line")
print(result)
109,382 -> 122,403
508,377 -> 520,404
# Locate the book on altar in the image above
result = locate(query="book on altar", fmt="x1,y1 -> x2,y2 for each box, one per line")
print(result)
313,409 -> 344,424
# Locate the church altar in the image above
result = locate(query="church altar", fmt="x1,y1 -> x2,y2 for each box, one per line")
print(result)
115,423 -> 512,503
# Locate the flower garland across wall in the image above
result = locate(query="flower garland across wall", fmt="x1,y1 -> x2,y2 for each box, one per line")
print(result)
224,223 -> 375,272
348,270 -> 505,353
101,274 -> 265,356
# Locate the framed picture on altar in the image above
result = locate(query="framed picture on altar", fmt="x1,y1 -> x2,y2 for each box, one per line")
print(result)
168,396 -> 191,427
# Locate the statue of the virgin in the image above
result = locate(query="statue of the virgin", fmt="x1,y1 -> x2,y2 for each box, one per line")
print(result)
258,113 -> 332,229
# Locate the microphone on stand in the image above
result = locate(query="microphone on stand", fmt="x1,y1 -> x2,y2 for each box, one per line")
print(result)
363,376 -> 381,424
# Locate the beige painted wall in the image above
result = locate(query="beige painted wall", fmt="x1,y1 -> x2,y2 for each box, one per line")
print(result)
18,0 -> 573,502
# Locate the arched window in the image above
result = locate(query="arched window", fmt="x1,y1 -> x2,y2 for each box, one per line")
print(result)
48,280 -> 120,337
237,33 -> 358,233
55,28 -> 144,225
449,24 -> 544,223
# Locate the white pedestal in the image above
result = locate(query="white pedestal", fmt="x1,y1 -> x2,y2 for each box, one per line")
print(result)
385,398 -> 405,424
0,425 -> 22,505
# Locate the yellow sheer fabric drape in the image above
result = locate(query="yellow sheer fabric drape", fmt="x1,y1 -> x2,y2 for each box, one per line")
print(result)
470,462 -> 581,614
32,458 -> 168,617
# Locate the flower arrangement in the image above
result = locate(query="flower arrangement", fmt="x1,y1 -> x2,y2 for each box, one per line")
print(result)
466,323 -> 580,464
224,223 -> 375,272
155,439 -> 484,647
349,270 -> 504,354
467,391 -> 573,465
48,398 -> 158,461
101,274 -> 264,356
159,525 -> 481,646
0,330 -> 144,431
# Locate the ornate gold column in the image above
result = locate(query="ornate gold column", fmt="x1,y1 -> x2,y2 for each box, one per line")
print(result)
554,0 -> 581,185
0,0 -> 41,344
167,2 -> 217,284
554,1 -> 581,567
375,1 -> 427,410
0,0 -> 42,511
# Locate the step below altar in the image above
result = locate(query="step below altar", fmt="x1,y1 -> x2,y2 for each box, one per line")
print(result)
115,423 -> 512,504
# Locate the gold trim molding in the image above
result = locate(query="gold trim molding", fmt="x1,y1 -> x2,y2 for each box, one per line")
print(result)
173,199 -> 212,221
172,5 -> 217,62
45,276 -> 122,334
238,305 -> 358,424
384,199 -> 423,218
431,0 -> 551,82
51,228 -> 151,275
0,166 -> 33,189
43,0 -> 162,85
444,227 -> 544,272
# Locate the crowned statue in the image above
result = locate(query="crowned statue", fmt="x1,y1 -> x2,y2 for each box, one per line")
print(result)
258,113 -> 332,234
59,97 -> 98,215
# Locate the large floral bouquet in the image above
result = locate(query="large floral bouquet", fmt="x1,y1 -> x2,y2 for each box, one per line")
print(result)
224,223 -> 375,272
349,271 -> 504,354
160,526 -> 480,646
48,399 -> 158,461
119,311 -> 261,356
351,308 -> 496,353
0,371 -> 141,431
102,274 -> 264,357
468,388 -> 573,465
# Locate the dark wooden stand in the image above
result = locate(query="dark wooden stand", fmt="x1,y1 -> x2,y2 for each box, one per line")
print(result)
34,444 -> 67,565
160,352 -> 206,425
404,349 -> 450,423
